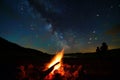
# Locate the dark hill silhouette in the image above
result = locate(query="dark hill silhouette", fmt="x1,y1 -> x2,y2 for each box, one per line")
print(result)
64,48 -> 120,80
0,37 -> 52,80
0,37 -> 49,56
0,37 -> 52,65
0,37 -> 120,80
64,48 -> 120,58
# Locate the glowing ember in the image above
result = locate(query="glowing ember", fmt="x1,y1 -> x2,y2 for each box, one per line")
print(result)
16,49 -> 85,80
44,49 -> 83,80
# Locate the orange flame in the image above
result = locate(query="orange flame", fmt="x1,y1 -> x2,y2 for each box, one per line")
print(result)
44,49 -> 82,80
16,48 -> 84,80
46,49 -> 64,73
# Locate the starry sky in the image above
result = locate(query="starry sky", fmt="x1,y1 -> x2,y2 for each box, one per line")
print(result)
0,0 -> 120,54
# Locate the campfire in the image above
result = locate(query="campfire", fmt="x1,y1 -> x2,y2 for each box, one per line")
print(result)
43,49 -> 83,80
44,49 -> 64,73
16,49 -> 85,80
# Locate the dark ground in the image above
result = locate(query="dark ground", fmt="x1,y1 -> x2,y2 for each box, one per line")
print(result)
0,37 -> 120,80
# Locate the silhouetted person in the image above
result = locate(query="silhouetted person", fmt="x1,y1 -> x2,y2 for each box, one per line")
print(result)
100,42 -> 108,52
96,47 -> 100,53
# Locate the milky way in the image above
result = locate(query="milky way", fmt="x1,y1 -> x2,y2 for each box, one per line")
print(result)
0,0 -> 120,54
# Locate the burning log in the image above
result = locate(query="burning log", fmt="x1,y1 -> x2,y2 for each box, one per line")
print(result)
41,62 -> 60,79
43,49 -> 85,80
45,49 -> 64,72
16,49 -> 85,80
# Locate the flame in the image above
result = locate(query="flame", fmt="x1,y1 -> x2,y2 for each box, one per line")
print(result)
16,48 -> 84,80
46,49 -> 64,73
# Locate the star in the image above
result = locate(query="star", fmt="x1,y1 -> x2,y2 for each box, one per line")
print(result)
89,38 -> 92,40
92,30 -> 96,34
88,42 -> 92,44
95,37 -> 98,40
110,5 -> 113,8
30,25 -> 35,30
45,24 -> 53,32
20,7 -> 24,10
60,35 -> 63,39
96,14 -> 100,17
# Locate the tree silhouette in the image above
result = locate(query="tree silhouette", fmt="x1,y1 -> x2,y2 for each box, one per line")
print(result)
100,42 -> 108,52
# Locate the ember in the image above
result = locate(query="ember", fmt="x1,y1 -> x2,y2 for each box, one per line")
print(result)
44,49 -> 82,80
16,49 -> 86,80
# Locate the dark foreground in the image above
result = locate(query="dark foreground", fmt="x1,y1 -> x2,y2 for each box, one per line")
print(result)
0,50 -> 120,80
0,37 -> 120,80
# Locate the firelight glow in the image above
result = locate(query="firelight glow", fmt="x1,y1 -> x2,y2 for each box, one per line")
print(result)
46,49 -> 64,72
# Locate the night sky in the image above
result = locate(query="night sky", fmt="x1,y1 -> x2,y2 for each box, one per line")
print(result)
0,0 -> 120,54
